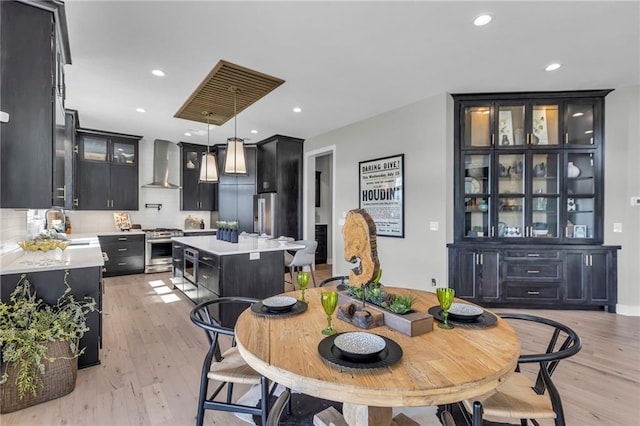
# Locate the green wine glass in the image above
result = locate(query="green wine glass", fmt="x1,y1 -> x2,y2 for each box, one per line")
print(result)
297,271 -> 310,303
320,291 -> 338,335
436,288 -> 455,329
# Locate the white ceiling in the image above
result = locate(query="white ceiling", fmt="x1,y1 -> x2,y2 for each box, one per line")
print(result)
63,1 -> 639,146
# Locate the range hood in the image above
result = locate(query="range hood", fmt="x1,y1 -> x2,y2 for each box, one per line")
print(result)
142,139 -> 180,189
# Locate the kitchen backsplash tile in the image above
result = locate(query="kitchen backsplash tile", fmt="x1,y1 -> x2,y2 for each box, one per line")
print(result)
0,209 -> 27,255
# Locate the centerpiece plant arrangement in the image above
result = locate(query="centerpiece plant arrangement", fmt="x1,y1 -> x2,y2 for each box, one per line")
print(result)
0,271 -> 97,404
343,269 -> 417,315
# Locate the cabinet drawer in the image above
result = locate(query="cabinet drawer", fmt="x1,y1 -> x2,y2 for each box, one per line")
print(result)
504,285 -> 560,300
503,261 -> 562,280
199,251 -> 219,268
99,234 -> 144,244
101,241 -> 144,258
502,250 -> 561,260
198,261 -> 220,295
103,255 -> 144,276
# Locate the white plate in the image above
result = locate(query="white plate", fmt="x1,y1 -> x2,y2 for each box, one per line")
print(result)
465,177 -> 481,193
262,296 -> 297,311
448,303 -> 483,317
334,332 -> 386,357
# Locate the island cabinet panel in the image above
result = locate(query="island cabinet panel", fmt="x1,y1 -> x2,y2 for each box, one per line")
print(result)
0,267 -> 102,368
175,243 -> 285,328
449,90 -> 620,311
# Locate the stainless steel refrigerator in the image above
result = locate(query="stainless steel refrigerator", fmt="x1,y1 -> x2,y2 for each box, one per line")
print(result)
253,193 -> 276,236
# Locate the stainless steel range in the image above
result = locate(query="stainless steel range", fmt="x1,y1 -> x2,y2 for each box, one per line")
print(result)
144,228 -> 183,273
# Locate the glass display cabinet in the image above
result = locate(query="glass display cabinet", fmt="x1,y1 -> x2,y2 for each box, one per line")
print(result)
448,90 -> 619,312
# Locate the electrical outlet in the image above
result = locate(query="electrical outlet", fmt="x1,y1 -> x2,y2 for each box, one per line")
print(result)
431,278 -> 437,286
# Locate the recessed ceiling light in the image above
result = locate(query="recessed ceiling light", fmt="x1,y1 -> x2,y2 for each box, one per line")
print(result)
545,63 -> 562,71
293,107 -> 302,113
151,69 -> 166,77
251,130 -> 258,134
572,112 -> 584,117
184,132 -> 192,137
473,14 -> 492,26
136,108 -> 146,113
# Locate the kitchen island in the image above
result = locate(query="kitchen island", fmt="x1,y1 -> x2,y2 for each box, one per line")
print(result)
0,237 -> 104,368
172,235 -> 304,327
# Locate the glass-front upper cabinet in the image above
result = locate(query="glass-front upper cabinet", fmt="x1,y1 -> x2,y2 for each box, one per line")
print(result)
565,152 -> 597,241
453,90 -> 608,244
82,136 -> 108,162
112,141 -> 136,165
463,153 -> 491,238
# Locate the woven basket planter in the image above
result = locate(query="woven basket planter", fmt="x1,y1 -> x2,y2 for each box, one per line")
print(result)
1,340 -> 78,414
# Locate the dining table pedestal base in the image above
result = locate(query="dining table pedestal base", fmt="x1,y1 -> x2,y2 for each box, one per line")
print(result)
343,403 -> 393,426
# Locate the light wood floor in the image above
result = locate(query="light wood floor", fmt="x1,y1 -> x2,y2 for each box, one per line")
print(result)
2,264 -> 639,425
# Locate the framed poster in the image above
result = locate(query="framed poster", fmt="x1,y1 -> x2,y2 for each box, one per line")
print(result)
359,154 -> 404,238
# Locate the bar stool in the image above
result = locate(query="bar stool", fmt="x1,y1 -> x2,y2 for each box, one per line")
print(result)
285,240 -> 318,287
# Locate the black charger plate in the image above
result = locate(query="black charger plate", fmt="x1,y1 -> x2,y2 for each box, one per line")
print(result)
318,333 -> 403,369
251,300 -> 308,318
428,306 -> 498,328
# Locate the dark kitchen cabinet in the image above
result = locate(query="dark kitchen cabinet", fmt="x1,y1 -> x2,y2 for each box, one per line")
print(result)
1,266 -> 102,368
53,110 -> 78,209
315,224 -> 328,264
178,142 -> 217,211
0,0 -> 71,208
448,248 -> 499,301
449,90 -> 619,311
75,129 -> 141,210
256,135 -> 305,239
98,234 -> 145,277
172,241 -> 185,279
217,145 -> 257,234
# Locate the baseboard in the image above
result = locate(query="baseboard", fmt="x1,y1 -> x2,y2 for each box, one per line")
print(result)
615,304 -> 640,316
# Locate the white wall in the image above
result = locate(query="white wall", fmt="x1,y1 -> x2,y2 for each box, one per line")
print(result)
304,87 -> 640,314
605,85 -> 640,315
304,93 -> 452,291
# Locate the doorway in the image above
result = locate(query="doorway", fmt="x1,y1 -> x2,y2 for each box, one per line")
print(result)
303,146 -> 335,274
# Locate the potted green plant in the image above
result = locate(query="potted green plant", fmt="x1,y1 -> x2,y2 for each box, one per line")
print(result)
0,272 -> 97,413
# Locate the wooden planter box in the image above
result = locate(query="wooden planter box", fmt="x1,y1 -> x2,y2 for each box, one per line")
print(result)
1,340 -> 78,413
337,292 -> 433,337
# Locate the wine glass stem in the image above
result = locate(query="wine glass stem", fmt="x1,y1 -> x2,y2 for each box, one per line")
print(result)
443,310 -> 449,326
327,315 -> 332,329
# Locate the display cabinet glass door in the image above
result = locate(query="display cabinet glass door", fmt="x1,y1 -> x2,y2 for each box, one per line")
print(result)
82,137 -> 108,162
565,152 -> 596,240
530,152 -> 560,239
497,153 -> 525,238
112,141 -> 136,165
463,153 -> 491,238
565,102 -> 596,146
462,105 -> 491,147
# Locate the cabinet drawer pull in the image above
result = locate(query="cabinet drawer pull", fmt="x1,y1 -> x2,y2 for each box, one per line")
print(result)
491,133 -> 495,145
527,253 -> 540,257
118,237 -> 128,241
201,274 -> 209,279
117,248 -> 128,252
173,258 -> 181,262
117,262 -> 128,266
527,270 -> 540,274
527,291 -> 540,295
202,256 -> 213,261
174,244 -> 183,248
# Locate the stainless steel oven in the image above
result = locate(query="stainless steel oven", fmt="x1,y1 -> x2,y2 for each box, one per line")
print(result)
144,229 -> 184,273
184,247 -> 198,283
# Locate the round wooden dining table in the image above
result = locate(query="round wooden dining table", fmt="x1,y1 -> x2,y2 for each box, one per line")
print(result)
235,287 -> 520,426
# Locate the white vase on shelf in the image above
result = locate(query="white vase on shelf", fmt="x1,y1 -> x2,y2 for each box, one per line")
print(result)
567,161 -> 581,178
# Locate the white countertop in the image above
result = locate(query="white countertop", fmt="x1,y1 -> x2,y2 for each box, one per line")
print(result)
173,235 -> 304,256
182,228 -> 217,234
0,236 -> 104,275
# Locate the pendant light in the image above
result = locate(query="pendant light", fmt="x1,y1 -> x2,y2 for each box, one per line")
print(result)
224,87 -> 248,175
199,111 -> 219,182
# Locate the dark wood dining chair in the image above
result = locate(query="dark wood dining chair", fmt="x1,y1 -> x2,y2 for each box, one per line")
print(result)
459,313 -> 582,426
190,297 -> 273,426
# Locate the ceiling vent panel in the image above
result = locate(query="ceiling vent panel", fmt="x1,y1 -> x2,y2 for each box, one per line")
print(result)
174,60 -> 285,125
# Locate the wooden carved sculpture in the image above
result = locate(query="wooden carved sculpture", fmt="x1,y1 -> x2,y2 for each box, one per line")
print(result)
342,209 -> 380,286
